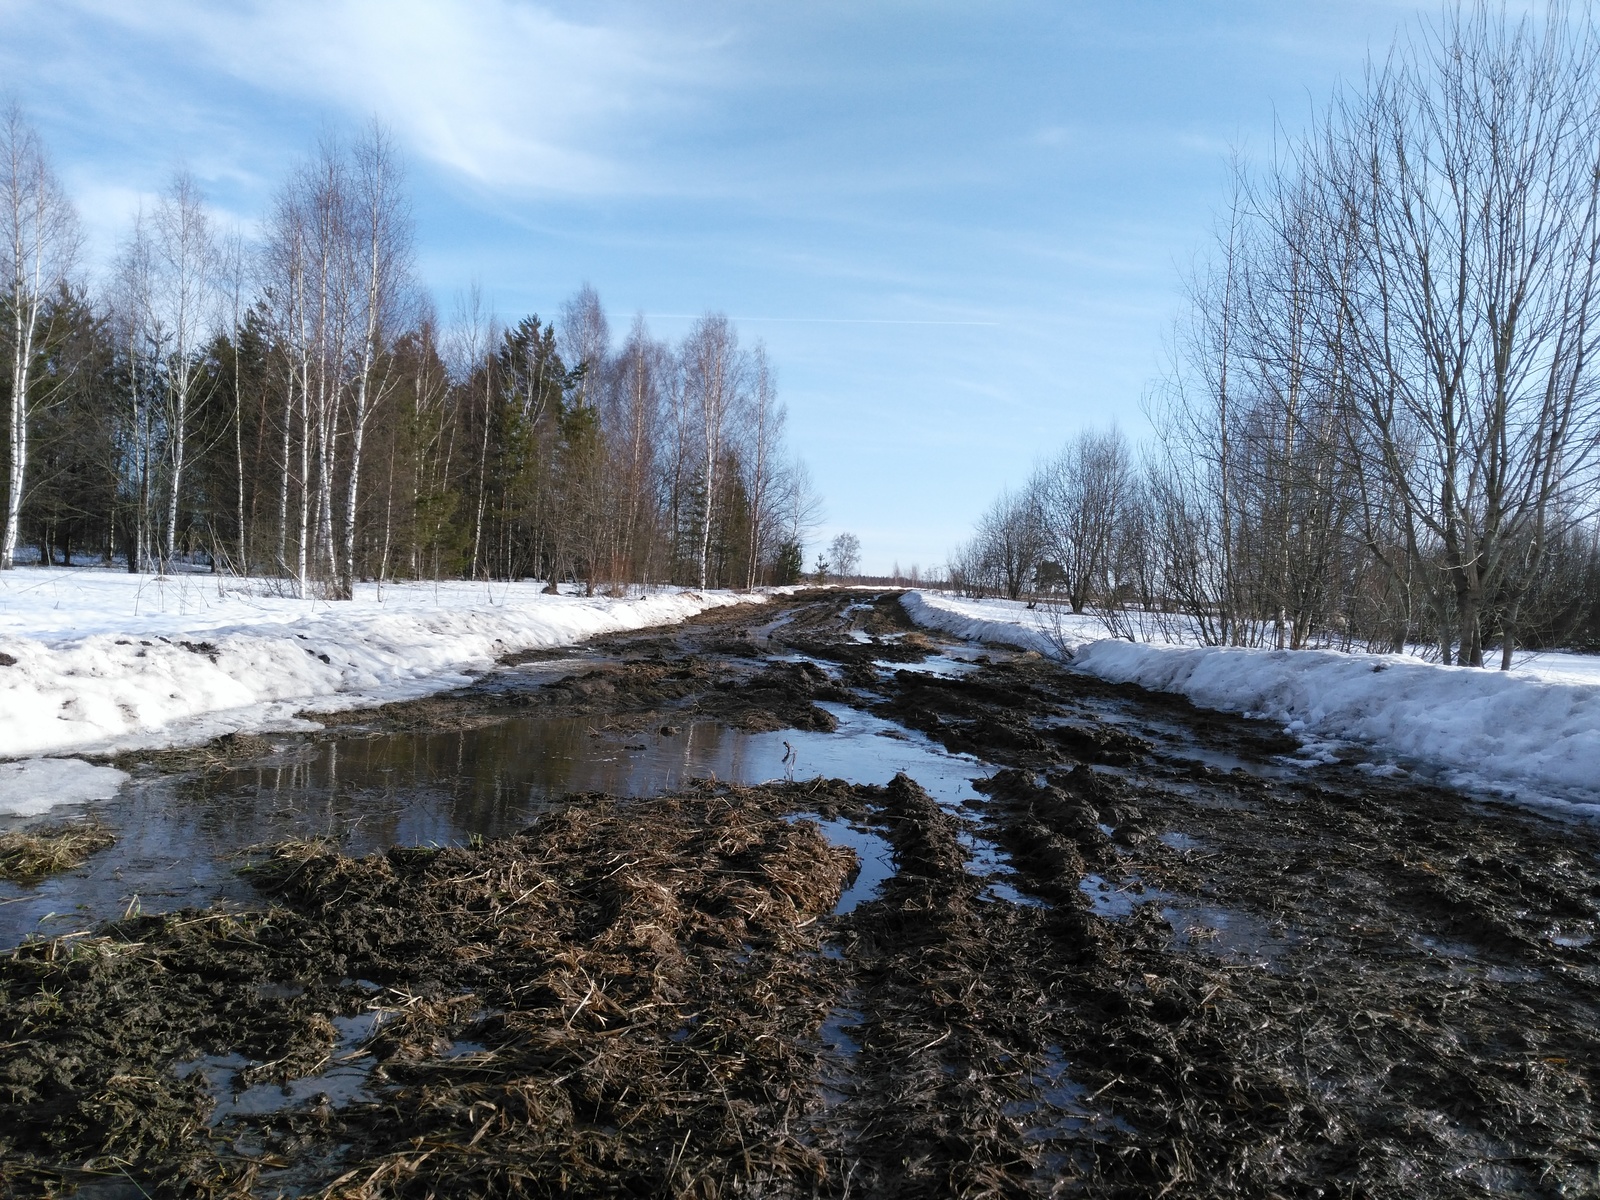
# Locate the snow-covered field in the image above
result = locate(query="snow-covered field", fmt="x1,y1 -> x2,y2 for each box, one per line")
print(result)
0,568 -> 763,777
903,590 -> 1600,813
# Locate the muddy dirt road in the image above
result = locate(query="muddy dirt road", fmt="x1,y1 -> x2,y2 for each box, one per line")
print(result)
2,590 -> 1598,1198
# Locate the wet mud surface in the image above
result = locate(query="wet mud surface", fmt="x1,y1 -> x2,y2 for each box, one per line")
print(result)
3,590 -> 1599,1197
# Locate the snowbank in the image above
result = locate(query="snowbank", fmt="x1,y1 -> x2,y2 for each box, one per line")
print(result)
901,590 -> 1600,809
0,569 -> 763,760
898,591 -> 1089,655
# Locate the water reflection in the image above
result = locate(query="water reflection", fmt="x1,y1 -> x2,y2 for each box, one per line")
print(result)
0,703 -> 994,947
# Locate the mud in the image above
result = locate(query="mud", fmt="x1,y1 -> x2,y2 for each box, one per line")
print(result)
3,589 -> 1599,1197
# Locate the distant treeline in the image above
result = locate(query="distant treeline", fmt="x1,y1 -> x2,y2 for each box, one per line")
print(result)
954,6 -> 1600,666
1,114 -> 820,596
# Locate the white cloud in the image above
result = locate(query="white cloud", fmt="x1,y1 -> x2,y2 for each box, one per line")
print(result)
55,0 -> 724,196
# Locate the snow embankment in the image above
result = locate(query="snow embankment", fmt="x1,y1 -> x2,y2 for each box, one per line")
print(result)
0,570 -> 762,762
898,591 -> 1082,655
901,590 -> 1600,810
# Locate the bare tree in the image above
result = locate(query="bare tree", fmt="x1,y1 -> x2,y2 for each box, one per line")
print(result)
1037,427 -> 1134,613
112,210 -> 164,574
742,343 -> 784,588
1319,4 -> 1600,665
784,459 -> 823,544
610,314 -> 664,581
827,531 -> 861,580
263,173 -> 309,587
962,488 -> 1046,602
1,101 -> 78,570
450,284 -> 496,580
149,169 -> 217,569
218,228 -> 252,573
682,314 -> 745,588
339,123 -> 412,597
560,283 -> 610,409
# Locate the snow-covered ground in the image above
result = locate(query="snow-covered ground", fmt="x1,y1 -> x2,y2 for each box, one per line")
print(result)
903,590 -> 1600,813
0,568 -> 763,778
899,591 -> 1071,655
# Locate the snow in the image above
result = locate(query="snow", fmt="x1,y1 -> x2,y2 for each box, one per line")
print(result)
0,569 -> 764,762
0,759 -> 130,817
898,591 -> 1097,655
901,590 -> 1600,811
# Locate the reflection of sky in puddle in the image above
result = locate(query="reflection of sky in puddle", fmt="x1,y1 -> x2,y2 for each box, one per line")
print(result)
749,611 -> 798,645
1162,902 -> 1290,964
789,813 -> 895,914
874,657 -> 980,679
0,702 -> 996,946
1075,873 -> 1293,966
1003,1044 -> 1136,1158
178,1010 -> 382,1126
1079,872 -> 1168,918
815,993 -> 867,1109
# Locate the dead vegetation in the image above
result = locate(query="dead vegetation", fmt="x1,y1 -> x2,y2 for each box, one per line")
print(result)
105,731 -> 279,775
0,781 -> 873,1198
0,821 -> 114,881
4,590 -> 1599,1197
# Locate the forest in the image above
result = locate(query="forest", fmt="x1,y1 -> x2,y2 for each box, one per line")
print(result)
954,7 -> 1600,667
1,118 -> 819,598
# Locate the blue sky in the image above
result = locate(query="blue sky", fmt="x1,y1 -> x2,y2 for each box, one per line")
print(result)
1,0 -> 1446,572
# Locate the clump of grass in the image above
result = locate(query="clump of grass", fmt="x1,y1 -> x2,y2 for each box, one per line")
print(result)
0,822 -> 115,882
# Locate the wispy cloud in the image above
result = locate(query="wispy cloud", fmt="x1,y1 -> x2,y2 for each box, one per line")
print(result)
33,0 -> 726,197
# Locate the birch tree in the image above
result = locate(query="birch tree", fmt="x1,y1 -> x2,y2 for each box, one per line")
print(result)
150,169 -> 217,568
1,102 -> 78,570
339,124 -> 412,597
742,343 -> 783,589
682,314 -> 744,588
610,314 -> 664,580
111,213 -> 162,574
219,229 -> 251,572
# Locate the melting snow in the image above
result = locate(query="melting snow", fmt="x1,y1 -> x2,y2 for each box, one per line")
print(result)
902,590 -> 1600,812
0,569 -> 763,760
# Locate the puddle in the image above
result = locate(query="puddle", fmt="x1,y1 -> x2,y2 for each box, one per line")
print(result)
0,703 -> 997,946
1160,831 -> 1203,852
1410,932 -> 1479,960
502,653 -> 611,677
1162,902 -> 1290,964
960,829 -> 1043,906
1002,1045 -> 1136,1160
765,650 -> 844,672
875,657 -> 980,679
1078,872 -> 1169,918
789,813 -> 896,914
1091,705 -> 1304,782
177,1011 -> 383,1126
816,1002 -> 865,1108
750,612 -> 798,647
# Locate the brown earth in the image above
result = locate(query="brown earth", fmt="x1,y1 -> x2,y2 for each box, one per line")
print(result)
3,590 -> 1598,1198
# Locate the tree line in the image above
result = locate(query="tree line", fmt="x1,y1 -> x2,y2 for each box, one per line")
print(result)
0,112 -> 821,596
953,5 -> 1600,667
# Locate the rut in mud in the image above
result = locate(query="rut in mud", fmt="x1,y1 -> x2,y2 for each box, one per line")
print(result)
2,590 -> 1598,1198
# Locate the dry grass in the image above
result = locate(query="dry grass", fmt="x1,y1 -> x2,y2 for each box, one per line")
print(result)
0,822 -> 114,882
